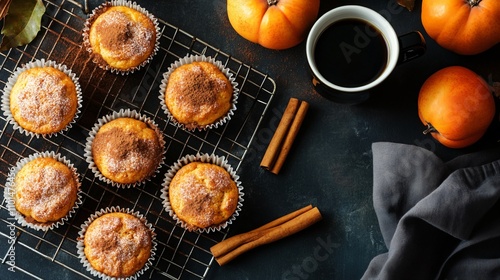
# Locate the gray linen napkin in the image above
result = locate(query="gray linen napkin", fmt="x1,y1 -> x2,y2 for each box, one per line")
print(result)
362,142 -> 500,280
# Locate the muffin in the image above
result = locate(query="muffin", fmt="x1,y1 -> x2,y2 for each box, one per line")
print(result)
78,208 -> 155,279
159,55 -> 239,131
83,0 -> 160,74
161,154 -> 243,232
1,59 -> 82,137
4,152 -> 81,230
85,109 -> 164,187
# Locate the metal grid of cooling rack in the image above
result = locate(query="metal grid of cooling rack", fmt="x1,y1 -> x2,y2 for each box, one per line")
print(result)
0,0 -> 276,279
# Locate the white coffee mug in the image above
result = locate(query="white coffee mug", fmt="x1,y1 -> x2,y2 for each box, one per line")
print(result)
306,5 -> 425,103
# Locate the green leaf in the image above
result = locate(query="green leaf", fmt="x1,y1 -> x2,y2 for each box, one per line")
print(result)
0,0 -> 45,51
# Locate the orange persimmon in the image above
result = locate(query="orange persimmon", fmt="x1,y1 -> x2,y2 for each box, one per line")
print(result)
418,66 -> 496,148
227,0 -> 320,50
421,0 -> 500,55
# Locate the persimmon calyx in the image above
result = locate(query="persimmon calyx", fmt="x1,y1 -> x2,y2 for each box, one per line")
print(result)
423,123 -> 437,135
267,0 -> 278,5
468,0 -> 482,7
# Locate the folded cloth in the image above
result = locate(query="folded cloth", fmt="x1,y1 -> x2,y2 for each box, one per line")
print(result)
362,142 -> 500,280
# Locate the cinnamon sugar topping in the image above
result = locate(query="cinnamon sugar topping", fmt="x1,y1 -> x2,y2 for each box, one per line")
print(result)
11,68 -> 76,131
172,63 -> 229,111
14,158 -> 78,223
164,60 -> 234,129
94,128 -> 159,172
95,10 -> 154,59
169,162 -> 238,229
86,4 -> 158,72
91,120 -> 163,184
84,213 -> 152,277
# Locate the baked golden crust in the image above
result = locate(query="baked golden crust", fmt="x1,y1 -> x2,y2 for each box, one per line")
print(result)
84,212 -> 152,278
9,67 -> 78,135
14,157 -> 78,224
88,5 -> 157,70
168,162 -> 238,230
165,61 -> 233,129
91,117 -> 163,185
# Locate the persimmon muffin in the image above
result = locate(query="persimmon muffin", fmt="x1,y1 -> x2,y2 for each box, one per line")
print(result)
82,211 -> 153,278
83,0 -> 159,73
89,115 -> 164,186
5,61 -> 80,136
167,161 -> 240,231
10,154 -> 80,229
160,55 -> 238,131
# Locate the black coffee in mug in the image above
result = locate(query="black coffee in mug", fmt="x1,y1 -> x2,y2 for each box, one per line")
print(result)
314,19 -> 388,88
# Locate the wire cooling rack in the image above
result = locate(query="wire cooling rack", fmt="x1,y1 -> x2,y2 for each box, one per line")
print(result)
0,0 -> 276,279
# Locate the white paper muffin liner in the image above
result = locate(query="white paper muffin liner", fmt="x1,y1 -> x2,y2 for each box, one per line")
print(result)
82,0 -> 161,75
84,108 -> 165,188
160,153 -> 244,233
77,206 -> 157,280
4,151 -> 83,231
158,54 -> 240,131
0,58 -> 83,138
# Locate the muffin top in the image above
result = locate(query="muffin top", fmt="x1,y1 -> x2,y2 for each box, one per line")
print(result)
9,66 -> 78,135
164,61 -> 233,130
14,157 -> 78,224
168,162 -> 239,230
88,5 -> 157,70
83,212 -> 152,278
91,117 -> 163,185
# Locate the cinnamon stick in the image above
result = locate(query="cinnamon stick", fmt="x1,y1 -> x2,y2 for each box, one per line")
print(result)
210,205 -> 322,266
211,205 -> 313,258
260,98 -> 300,170
249,204 -> 313,233
271,101 -> 309,174
260,98 -> 309,174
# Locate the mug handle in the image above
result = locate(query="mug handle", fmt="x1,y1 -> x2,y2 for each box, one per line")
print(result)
397,31 -> 426,64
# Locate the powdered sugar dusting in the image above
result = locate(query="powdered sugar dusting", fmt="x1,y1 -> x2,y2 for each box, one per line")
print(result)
15,158 -> 77,223
170,163 -> 237,228
84,213 -> 152,277
13,69 -> 74,130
